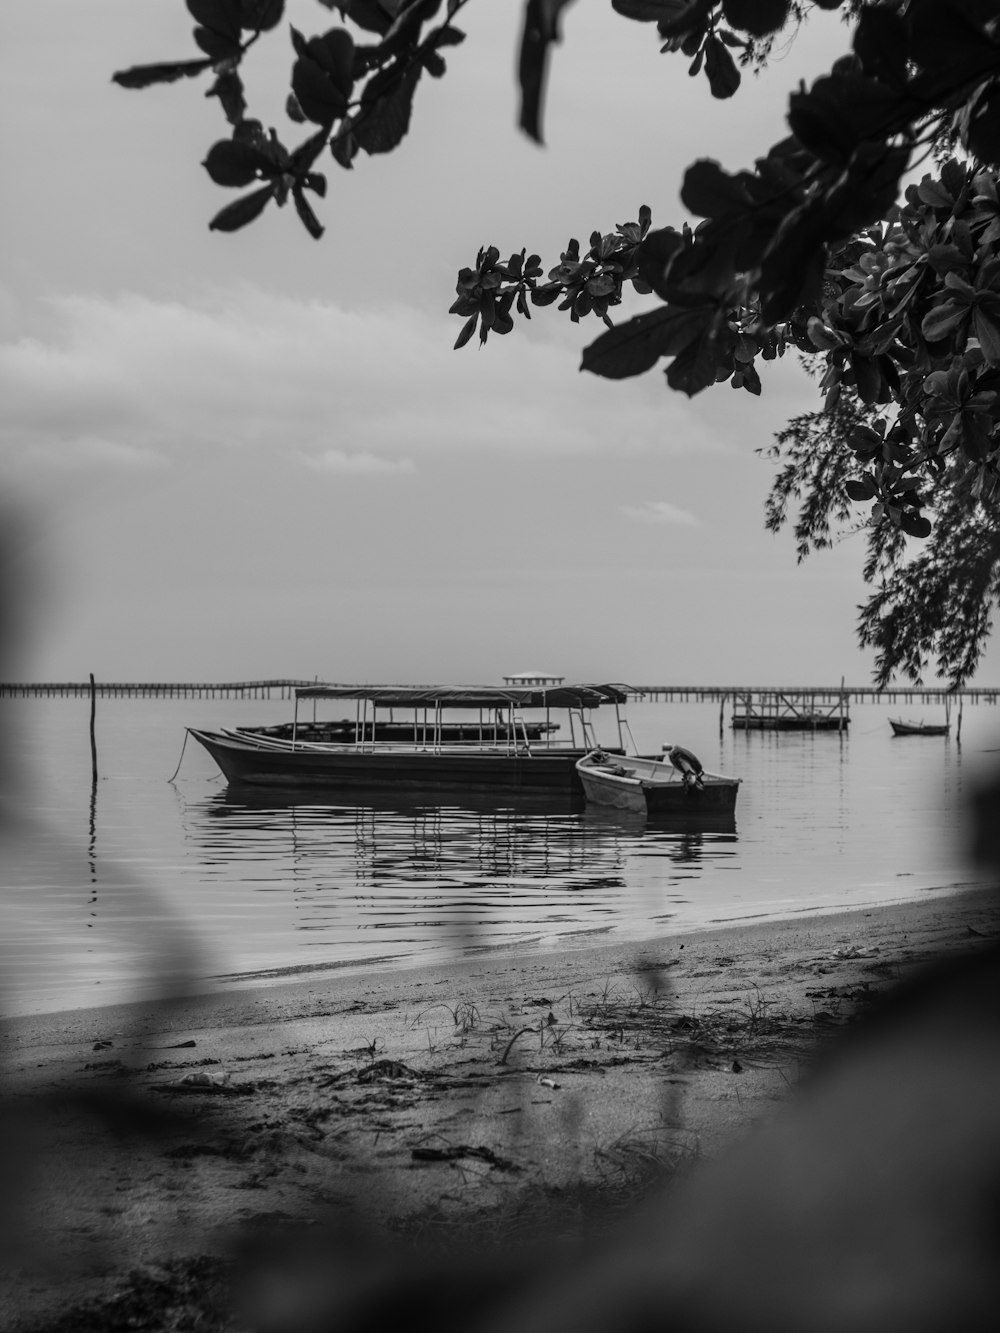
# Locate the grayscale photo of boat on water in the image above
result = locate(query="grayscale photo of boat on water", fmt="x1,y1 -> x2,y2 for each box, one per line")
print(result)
3,4 -> 1000,1332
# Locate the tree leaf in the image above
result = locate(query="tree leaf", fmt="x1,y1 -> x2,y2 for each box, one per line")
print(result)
187,0 -> 242,40
852,4 -> 908,85
703,35 -> 740,99
454,313 -> 478,348
739,360 -> 762,394
193,27 -> 243,60
112,58 -> 214,89
612,0 -> 690,21
355,63 -> 421,154
292,186 -> 324,239
310,28 -> 356,94
906,0 -> 995,73
530,283 -> 563,307
721,0 -> 788,39
965,84 -> 1000,168
898,509 -> 932,538
330,120 -> 359,168
920,300 -> 968,343
581,304 -> 709,379
635,227 -> 685,299
850,351 -> 885,405
206,69 -> 247,125
291,125 -> 333,173
293,55 -> 349,124
652,0 -> 713,39
759,207 -> 826,323
208,183 -> 274,231
518,0 -> 575,144
336,1 -> 398,36
239,0 -> 285,32
376,0 -> 444,59
664,323 -> 726,395
845,476 -> 878,502
681,159 -> 751,219
973,306 -> 1000,364
203,138 -> 274,187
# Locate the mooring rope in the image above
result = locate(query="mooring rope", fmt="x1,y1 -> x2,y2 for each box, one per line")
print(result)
167,730 -> 189,783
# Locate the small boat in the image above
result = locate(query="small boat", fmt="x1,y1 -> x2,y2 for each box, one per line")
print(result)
189,682 -> 634,798
889,718 -> 951,736
576,747 -> 740,817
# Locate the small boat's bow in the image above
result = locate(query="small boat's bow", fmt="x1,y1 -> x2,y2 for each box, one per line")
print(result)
575,750 -> 648,814
576,748 -> 741,817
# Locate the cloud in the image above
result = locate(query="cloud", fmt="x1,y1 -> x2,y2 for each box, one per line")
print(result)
620,500 -> 701,527
0,287 -> 727,478
18,434 -> 167,472
297,449 -> 415,476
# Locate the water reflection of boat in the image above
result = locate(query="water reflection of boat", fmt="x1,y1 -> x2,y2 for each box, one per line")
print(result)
580,802 -> 737,836
189,683 -> 633,797
180,784 -> 740,979
188,788 -> 634,894
190,787 -> 738,880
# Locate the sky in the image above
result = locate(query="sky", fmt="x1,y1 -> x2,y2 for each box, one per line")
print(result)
3,1 -> 995,688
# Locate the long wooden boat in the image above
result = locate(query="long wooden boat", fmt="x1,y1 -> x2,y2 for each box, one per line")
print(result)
576,748 -> 740,816
889,718 -> 951,736
188,683 -> 633,796
235,718 -> 559,745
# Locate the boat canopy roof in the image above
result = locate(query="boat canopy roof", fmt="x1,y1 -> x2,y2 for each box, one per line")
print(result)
293,683 -> 634,709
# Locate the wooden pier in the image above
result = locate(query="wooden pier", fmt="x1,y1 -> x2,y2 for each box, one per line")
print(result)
0,679 -> 317,700
631,685 -> 999,705
628,684 -> 998,733
0,681 -> 997,714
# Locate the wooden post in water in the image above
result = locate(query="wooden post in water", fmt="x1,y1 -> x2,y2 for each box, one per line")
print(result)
957,695 -> 964,743
89,672 -> 98,783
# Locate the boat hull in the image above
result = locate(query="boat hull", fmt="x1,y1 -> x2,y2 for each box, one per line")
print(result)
576,752 -> 740,817
190,729 -> 600,796
889,719 -> 950,736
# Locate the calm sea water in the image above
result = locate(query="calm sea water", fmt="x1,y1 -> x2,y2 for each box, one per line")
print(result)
1,694 -> 997,1015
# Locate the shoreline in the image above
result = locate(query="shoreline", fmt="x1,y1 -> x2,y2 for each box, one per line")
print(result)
3,876 -> 991,1026
2,884 -> 998,1330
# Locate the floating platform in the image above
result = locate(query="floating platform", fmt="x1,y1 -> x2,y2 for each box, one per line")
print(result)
731,713 -> 849,731
729,690 -> 850,733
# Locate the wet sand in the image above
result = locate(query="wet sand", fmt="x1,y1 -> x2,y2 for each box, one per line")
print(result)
2,885 -> 997,1330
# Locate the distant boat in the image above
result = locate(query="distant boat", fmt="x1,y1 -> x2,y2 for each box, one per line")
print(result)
576,747 -> 740,817
889,718 -> 951,736
188,682 -> 634,798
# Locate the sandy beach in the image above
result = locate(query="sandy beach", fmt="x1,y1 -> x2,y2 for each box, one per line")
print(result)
2,884 -> 998,1332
